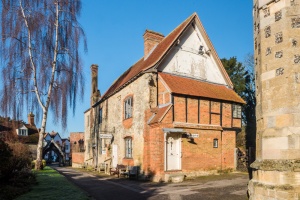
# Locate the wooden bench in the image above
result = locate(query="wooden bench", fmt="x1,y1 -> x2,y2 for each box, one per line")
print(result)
110,164 -> 127,178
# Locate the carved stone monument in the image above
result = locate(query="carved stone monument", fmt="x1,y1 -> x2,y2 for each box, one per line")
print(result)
249,0 -> 300,199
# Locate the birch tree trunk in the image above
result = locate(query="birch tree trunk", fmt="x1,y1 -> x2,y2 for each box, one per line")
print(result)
0,0 -> 87,170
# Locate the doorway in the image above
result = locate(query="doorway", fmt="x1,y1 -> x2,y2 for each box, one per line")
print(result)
166,133 -> 181,171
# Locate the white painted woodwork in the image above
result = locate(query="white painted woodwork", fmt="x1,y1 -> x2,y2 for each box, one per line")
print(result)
158,24 -> 228,86
166,133 -> 181,171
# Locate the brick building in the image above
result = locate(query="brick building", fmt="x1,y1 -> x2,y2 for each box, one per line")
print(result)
70,132 -> 85,168
84,13 -> 244,181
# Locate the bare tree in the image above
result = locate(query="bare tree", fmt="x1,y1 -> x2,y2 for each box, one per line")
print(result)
0,0 -> 87,169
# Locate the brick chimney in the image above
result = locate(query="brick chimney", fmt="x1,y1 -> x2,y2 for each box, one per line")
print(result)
143,30 -> 164,59
91,64 -> 100,106
28,112 -> 35,126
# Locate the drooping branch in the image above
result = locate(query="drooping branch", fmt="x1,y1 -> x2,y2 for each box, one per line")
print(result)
19,0 -> 45,111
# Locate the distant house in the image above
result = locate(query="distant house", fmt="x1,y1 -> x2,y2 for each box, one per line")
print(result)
43,131 -> 70,163
70,132 -> 85,168
84,13 -> 245,181
16,113 -> 39,137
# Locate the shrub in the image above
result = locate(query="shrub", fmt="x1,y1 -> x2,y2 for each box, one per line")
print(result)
0,138 -> 36,200
0,139 -> 13,182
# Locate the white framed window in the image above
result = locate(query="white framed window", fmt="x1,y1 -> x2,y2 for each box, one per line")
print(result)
125,137 -> 132,158
233,104 -> 242,118
213,138 -> 218,148
19,129 -> 27,136
124,96 -> 133,119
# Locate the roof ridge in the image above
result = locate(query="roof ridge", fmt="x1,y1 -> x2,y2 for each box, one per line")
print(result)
96,13 -> 198,103
142,12 -> 196,68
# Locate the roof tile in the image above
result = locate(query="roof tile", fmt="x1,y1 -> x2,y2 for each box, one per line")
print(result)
159,72 -> 245,104
100,13 -> 196,100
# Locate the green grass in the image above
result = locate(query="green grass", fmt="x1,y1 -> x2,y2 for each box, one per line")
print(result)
16,166 -> 91,200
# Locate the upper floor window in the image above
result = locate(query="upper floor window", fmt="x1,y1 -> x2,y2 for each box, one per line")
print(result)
99,108 -> 102,124
124,96 -> 133,119
233,104 -> 242,118
125,137 -> 132,158
87,115 -> 90,127
19,129 -> 27,136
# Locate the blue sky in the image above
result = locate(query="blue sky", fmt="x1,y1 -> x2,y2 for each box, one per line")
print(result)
8,1 -> 254,138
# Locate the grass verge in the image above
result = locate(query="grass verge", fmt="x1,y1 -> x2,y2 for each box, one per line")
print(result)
16,166 -> 91,200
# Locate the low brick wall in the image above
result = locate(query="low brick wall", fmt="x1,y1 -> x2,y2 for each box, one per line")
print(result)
72,152 -> 84,168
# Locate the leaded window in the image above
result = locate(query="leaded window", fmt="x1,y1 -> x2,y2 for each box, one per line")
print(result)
233,104 -> 242,119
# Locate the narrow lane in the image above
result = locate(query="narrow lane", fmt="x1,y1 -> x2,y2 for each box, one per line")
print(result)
52,166 -> 153,200
53,166 -> 249,200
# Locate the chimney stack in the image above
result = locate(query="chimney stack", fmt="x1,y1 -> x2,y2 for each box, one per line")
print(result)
91,64 -> 100,105
143,30 -> 164,59
28,112 -> 35,126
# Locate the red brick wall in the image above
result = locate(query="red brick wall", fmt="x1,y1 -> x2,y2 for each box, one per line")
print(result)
144,95 -> 240,178
232,118 -> 242,128
200,100 -> 210,124
174,96 -> 186,122
187,98 -> 198,124
181,130 -> 222,171
222,103 -> 232,127
72,152 -> 84,165
70,132 -> 84,153
70,133 -> 85,166
221,131 -> 236,169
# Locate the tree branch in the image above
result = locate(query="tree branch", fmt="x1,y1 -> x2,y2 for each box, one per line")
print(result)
19,0 -> 45,110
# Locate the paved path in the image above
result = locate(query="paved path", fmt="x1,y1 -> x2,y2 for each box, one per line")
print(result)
53,166 -> 249,200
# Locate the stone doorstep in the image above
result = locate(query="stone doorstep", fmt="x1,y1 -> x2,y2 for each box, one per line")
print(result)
165,173 -> 185,183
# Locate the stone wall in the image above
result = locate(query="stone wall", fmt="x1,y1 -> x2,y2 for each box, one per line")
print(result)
91,73 -> 155,171
249,0 -> 300,199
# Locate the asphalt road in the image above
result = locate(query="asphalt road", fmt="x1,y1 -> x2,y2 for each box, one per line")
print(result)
52,166 -> 249,200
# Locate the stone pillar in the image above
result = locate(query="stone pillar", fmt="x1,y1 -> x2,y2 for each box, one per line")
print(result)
249,0 -> 300,199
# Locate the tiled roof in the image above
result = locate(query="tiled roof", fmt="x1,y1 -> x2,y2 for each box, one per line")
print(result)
24,124 -> 39,135
100,13 -> 196,101
159,72 -> 245,104
148,105 -> 172,124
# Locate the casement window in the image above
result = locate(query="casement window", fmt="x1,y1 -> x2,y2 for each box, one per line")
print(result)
125,137 -> 132,158
19,129 -> 27,136
213,138 -> 218,148
233,104 -> 242,119
124,96 -> 133,119
99,108 -> 102,124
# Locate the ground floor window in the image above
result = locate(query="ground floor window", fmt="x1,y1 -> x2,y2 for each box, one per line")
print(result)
125,137 -> 132,158
213,138 -> 218,148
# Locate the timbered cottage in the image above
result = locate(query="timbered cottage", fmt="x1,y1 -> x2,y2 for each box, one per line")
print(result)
84,13 -> 245,182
